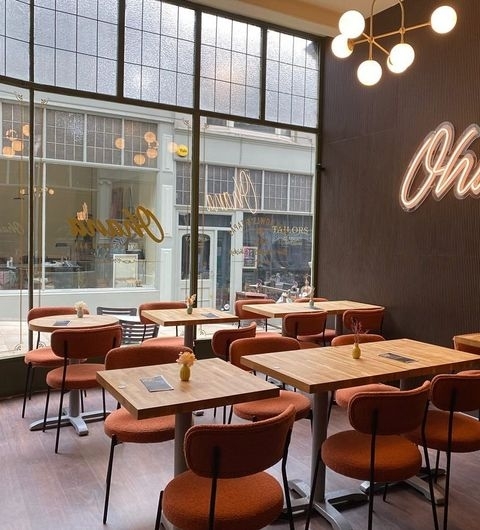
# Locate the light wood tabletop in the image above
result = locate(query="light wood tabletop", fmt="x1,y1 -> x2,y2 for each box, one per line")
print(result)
141,307 -> 239,348
141,307 -> 239,327
241,338 -> 480,530
242,299 -> 384,334
97,357 -> 279,475
454,332 -> 480,349
28,314 -> 119,332
241,300 -> 383,319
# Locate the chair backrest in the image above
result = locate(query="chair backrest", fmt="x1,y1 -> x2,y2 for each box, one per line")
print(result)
234,298 -> 276,321
139,301 -> 187,324
27,306 -> 85,322
349,380 -> 430,436
211,322 -> 257,361
282,311 -> 327,338
342,308 -> 385,334
331,333 -> 385,346
184,404 -> 295,478
105,343 -> 192,370
119,320 -> 159,344
97,306 -> 137,316
229,335 -> 300,370
453,337 -> 480,355
430,372 -> 480,413
50,325 -> 122,361
293,297 -> 328,303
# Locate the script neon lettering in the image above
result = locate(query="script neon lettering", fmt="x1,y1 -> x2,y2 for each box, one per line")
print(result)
400,122 -> 480,211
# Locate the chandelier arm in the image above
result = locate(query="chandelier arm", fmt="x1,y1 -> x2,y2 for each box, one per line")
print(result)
371,39 -> 389,56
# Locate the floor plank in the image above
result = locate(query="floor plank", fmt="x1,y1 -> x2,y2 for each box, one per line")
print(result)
2,388 -> 480,529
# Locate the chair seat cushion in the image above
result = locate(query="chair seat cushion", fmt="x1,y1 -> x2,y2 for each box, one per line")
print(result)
24,347 -> 63,367
335,384 -> 399,408
322,430 -> 422,483
233,389 -> 311,422
141,336 -> 185,348
46,363 -> 105,390
405,409 -> 480,452
104,407 -> 175,444
163,469 -> 283,530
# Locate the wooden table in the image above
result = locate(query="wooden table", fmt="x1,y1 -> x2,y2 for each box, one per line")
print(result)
97,357 -> 279,475
141,307 -> 239,348
242,300 -> 383,334
454,332 -> 480,349
29,313 -> 118,332
28,313 -> 119,434
241,338 -> 480,530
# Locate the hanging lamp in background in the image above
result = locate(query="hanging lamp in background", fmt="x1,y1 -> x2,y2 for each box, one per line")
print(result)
331,1 -> 457,86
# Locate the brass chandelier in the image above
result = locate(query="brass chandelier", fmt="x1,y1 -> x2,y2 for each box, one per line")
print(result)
331,1 -> 457,86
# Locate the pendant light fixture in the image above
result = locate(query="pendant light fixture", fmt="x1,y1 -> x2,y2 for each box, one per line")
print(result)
331,1 -> 457,86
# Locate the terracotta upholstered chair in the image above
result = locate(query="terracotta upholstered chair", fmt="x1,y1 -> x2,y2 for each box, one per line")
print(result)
330,334 -> 399,414
211,322 -> 257,423
307,382 -> 436,530
234,298 -> 276,331
96,306 -> 137,316
229,335 -> 311,424
293,297 -> 337,343
102,343 -> 192,523
22,306 -> 85,418
139,301 -> 186,348
342,307 -> 385,335
405,372 -> 480,530
156,405 -> 296,530
43,325 -> 122,453
211,322 -> 257,362
282,311 -> 328,348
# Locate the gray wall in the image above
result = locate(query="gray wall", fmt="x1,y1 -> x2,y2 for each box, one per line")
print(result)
318,0 -> 479,346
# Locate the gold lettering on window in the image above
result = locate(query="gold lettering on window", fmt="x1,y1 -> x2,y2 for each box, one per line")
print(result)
67,206 -> 165,243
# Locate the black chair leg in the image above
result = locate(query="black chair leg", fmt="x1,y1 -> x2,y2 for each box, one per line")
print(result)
103,436 -> 118,524
54,388 -> 65,454
155,490 -> 164,530
43,388 -> 51,432
22,363 -> 33,418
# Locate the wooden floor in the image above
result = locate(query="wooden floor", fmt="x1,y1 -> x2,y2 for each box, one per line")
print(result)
2,388 -> 480,530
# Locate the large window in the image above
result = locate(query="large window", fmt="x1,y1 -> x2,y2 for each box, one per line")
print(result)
0,1 -> 321,360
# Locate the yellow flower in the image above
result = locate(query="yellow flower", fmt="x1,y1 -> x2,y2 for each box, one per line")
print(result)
74,301 -> 88,311
176,351 -> 196,367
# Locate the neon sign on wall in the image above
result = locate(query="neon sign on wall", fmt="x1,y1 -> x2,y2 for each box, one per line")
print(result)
400,121 -> 480,211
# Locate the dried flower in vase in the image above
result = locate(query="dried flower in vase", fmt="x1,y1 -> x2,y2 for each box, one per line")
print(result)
177,351 -> 196,367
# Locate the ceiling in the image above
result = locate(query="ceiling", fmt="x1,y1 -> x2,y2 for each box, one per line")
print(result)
189,0 -> 398,37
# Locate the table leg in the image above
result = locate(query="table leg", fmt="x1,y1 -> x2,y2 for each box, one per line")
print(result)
309,392 -> 356,530
29,389 -> 105,435
174,411 -> 193,475
334,315 -> 343,336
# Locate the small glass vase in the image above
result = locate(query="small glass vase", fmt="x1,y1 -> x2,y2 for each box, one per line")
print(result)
179,364 -> 191,381
187,306 -> 193,314
309,299 -> 315,308
76,308 -> 84,318
352,342 -> 361,359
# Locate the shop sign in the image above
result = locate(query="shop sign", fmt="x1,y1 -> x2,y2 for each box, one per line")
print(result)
400,121 -> 480,211
205,169 -> 258,214
68,205 -> 165,243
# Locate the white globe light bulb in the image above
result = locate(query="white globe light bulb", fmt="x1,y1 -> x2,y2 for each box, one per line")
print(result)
331,34 -> 353,59
389,43 -> 415,71
431,6 -> 457,34
338,10 -> 365,39
387,56 -> 407,74
357,59 -> 382,86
